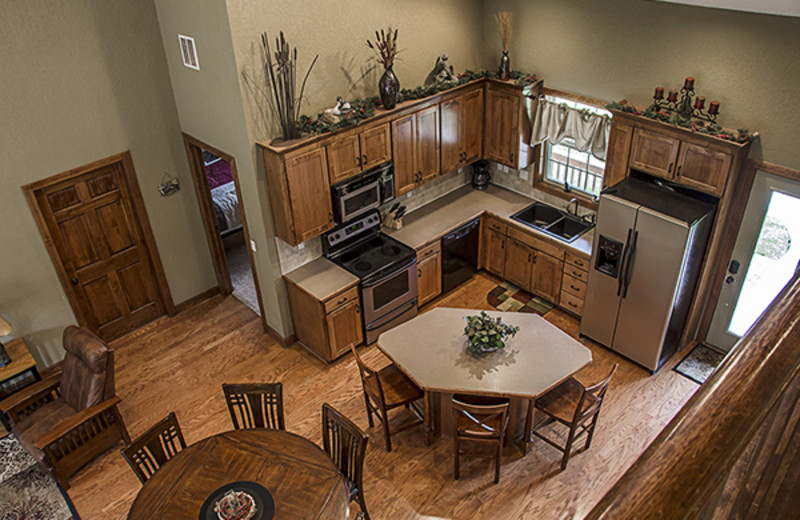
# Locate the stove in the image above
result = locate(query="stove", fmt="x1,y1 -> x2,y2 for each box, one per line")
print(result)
323,210 -> 418,344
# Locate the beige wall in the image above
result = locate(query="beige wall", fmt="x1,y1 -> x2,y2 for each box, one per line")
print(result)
481,0 -> 800,169
0,0 -> 217,366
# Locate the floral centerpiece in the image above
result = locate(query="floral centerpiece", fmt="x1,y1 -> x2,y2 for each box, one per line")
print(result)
463,311 -> 519,356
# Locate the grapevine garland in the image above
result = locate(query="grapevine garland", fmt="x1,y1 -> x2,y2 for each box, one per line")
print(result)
297,69 -> 538,136
606,101 -> 757,144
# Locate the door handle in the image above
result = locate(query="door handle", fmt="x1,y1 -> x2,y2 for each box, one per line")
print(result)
328,212 -> 334,223
677,165 -> 682,176
71,278 -> 79,285
356,156 -> 362,168
509,152 -> 515,163
418,268 -> 422,277
362,154 -> 368,165
355,304 -> 361,314
668,162 -> 674,174
622,230 -> 638,299
617,229 -> 633,296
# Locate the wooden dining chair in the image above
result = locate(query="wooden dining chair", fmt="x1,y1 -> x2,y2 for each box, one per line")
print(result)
121,412 -> 186,483
222,382 -> 285,430
525,364 -> 618,470
350,345 -> 424,452
451,394 -> 510,484
322,403 -> 370,520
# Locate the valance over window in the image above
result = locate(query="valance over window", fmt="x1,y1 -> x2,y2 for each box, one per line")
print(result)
530,97 -> 611,161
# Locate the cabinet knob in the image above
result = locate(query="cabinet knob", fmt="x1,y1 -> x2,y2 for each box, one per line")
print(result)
328,212 -> 334,223
71,278 -> 79,285
418,268 -> 422,277
355,304 -> 361,314
677,165 -> 682,176
510,152 -> 515,163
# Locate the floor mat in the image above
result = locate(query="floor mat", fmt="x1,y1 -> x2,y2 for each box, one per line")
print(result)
226,243 -> 260,316
487,281 -> 555,315
673,344 -> 725,384
0,433 -> 77,519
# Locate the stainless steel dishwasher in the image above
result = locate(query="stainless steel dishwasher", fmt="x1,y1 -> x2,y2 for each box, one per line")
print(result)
441,217 -> 480,295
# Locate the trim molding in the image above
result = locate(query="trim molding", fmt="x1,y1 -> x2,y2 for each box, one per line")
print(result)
266,325 -> 297,349
175,286 -> 221,313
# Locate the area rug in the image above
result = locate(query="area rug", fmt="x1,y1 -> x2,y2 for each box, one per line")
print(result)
0,434 -> 79,519
673,344 -> 726,384
487,281 -> 555,315
226,243 -> 261,316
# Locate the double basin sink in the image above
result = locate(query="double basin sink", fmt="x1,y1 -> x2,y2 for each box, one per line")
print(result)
511,202 -> 595,243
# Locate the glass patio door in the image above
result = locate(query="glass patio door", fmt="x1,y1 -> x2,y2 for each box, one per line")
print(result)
707,170 -> 800,351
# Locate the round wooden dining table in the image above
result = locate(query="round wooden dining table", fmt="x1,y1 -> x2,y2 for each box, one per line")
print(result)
127,429 -> 349,519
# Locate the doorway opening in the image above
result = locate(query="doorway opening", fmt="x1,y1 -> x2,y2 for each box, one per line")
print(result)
183,135 -> 264,321
707,168 -> 800,350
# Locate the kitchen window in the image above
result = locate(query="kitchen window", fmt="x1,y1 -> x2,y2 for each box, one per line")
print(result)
533,95 -> 611,199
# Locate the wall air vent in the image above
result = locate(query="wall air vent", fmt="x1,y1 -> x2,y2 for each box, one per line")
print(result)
178,34 -> 200,70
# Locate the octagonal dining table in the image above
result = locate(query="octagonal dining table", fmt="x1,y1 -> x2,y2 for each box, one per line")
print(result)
377,308 -> 593,446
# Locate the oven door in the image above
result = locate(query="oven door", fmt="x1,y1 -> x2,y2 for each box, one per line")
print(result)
334,180 -> 381,223
361,256 -> 418,326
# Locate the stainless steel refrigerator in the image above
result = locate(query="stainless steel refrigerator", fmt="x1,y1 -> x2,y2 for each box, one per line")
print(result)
581,177 -> 715,372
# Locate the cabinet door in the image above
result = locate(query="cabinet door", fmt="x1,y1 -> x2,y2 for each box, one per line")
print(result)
417,251 -> 441,306
629,128 -> 680,180
504,238 -> 533,291
359,124 -> 392,170
484,228 -> 506,278
440,97 -> 462,174
603,121 -> 633,189
462,88 -> 484,163
326,134 -> 362,184
531,251 -> 563,303
285,147 -> 334,243
326,300 -> 363,359
416,105 -> 440,183
676,142 -> 733,196
392,114 -> 417,195
484,88 -> 519,167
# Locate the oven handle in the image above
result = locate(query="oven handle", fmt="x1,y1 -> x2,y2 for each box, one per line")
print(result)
365,298 -> 418,331
361,257 -> 417,287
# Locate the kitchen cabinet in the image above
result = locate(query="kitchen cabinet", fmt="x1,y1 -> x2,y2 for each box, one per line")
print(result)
531,251 -> 563,303
484,81 -> 539,170
262,145 -> 334,246
416,240 -> 442,306
603,121 -> 633,189
441,89 -> 484,173
560,251 -> 590,316
326,123 -> 391,185
675,142 -> 733,195
629,128 -> 681,180
482,215 -> 507,279
393,106 -> 441,195
285,281 -> 363,362
504,238 -> 533,290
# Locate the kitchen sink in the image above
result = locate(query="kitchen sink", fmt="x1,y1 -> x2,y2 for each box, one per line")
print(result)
511,202 -> 595,243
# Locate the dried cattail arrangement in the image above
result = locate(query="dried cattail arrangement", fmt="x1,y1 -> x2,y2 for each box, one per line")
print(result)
366,26 -> 399,68
496,11 -> 512,53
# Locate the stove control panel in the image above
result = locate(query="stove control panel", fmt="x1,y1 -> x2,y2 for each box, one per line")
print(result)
325,211 -> 381,249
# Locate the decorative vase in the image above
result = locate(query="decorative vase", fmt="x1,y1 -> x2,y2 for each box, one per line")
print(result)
499,51 -> 510,81
379,66 -> 400,109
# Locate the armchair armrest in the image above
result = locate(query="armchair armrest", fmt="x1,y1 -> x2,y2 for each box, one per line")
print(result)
0,373 -> 62,424
34,396 -> 128,450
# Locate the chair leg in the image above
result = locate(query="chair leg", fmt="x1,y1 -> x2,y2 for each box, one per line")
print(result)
364,397 -> 374,428
357,491 -> 370,520
453,435 -> 460,480
523,400 -> 534,454
561,426 -> 577,470
381,410 -> 392,452
584,414 -> 600,450
494,439 -> 502,484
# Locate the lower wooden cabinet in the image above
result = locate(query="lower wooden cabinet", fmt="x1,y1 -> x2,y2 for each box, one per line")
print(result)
531,251 -> 563,303
416,240 -> 442,307
504,238 -> 533,290
285,281 -> 363,362
560,251 -> 590,316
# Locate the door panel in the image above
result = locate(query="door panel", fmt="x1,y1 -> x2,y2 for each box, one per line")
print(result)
630,129 -> 680,179
484,229 -> 506,278
504,238 -> 532,290
285,147 -> 334,242
485,88 -> 519,167
440,98 -> 461,174
531,251 -> 562,303
462,89 -> 484,163
392,115 -> 417,195
327,300 -> 363,358
28,158 -> 165,340
416,106 -> 440,182
676,143 -> 732,196
326,135 -> 361,184
614,208 -> 689,370
603,122 -> 633,189
359,124 -> 391,170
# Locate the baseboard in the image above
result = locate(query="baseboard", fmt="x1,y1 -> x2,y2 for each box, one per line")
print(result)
265,325 -> 296,349
175,286 -> 221,313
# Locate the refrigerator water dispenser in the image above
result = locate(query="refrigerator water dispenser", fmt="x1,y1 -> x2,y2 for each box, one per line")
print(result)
595,235 -> 623,278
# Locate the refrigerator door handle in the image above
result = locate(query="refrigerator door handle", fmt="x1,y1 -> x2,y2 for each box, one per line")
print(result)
622,230 -> 639,299
617,228 -> 633,296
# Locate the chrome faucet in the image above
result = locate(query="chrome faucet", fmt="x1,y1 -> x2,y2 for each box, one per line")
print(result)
565,198 -> 579,216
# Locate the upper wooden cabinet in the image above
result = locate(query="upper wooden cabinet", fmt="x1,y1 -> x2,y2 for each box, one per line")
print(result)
607,110 -> 750,197
326,124 -> 391,185
441,89 -> 484,173
484,81 -> 540,170
262,145 -> 334,246
393,105 -> 440,195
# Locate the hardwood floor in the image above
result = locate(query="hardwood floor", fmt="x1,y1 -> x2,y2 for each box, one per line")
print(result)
66,271 -> 699,519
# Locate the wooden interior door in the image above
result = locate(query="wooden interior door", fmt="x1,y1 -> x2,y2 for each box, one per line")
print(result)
416,105 -> 440,183
24,153 -> 168,340
359,124 -> 391,170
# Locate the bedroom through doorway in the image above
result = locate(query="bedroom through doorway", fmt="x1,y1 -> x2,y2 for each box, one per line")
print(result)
183,134 -> 264,320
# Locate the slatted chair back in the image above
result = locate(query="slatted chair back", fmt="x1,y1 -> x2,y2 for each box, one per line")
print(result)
572,364 -> 618,428
322,403 -> 370,519
222,382 -> 285,430
349,346 -> 387,412
452,396 -> 509,439
121,412 -> 186,483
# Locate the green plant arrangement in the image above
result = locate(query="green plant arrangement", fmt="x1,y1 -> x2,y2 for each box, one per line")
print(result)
463,311 -> 520,356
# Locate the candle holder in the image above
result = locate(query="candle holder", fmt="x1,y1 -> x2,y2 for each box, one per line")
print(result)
649,77 -> 720,123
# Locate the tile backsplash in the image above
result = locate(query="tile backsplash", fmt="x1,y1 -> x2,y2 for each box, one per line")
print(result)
276,167 -> 470,274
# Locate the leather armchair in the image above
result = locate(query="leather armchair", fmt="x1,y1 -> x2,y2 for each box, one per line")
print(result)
0,326 -> 130,489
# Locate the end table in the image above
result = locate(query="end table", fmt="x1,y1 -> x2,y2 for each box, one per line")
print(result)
0,338 -> 42,429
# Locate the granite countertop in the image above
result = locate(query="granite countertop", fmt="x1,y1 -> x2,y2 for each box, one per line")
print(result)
385,184 -> 594,257
284,257 -> 359,301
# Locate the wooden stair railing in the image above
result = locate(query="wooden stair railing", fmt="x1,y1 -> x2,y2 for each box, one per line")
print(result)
586,272 -> 800,520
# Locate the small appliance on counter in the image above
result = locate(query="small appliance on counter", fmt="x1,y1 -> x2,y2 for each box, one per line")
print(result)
471,160 -> 491,190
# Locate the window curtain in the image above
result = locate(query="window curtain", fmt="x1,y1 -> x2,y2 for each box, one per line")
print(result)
529,97 -> 611,161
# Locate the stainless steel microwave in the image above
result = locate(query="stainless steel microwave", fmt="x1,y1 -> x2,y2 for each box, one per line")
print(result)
332,163 -> 394,223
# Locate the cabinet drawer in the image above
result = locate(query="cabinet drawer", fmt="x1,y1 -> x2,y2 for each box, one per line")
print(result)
565,251 -> 590,272
324,286 -> 360,314
563,264 -> 589,283
416,239 -> 441,260
560,291 -> 584,316
484,215 -> 507,235
507,226 -> 565,260
561,274 -> 586,299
